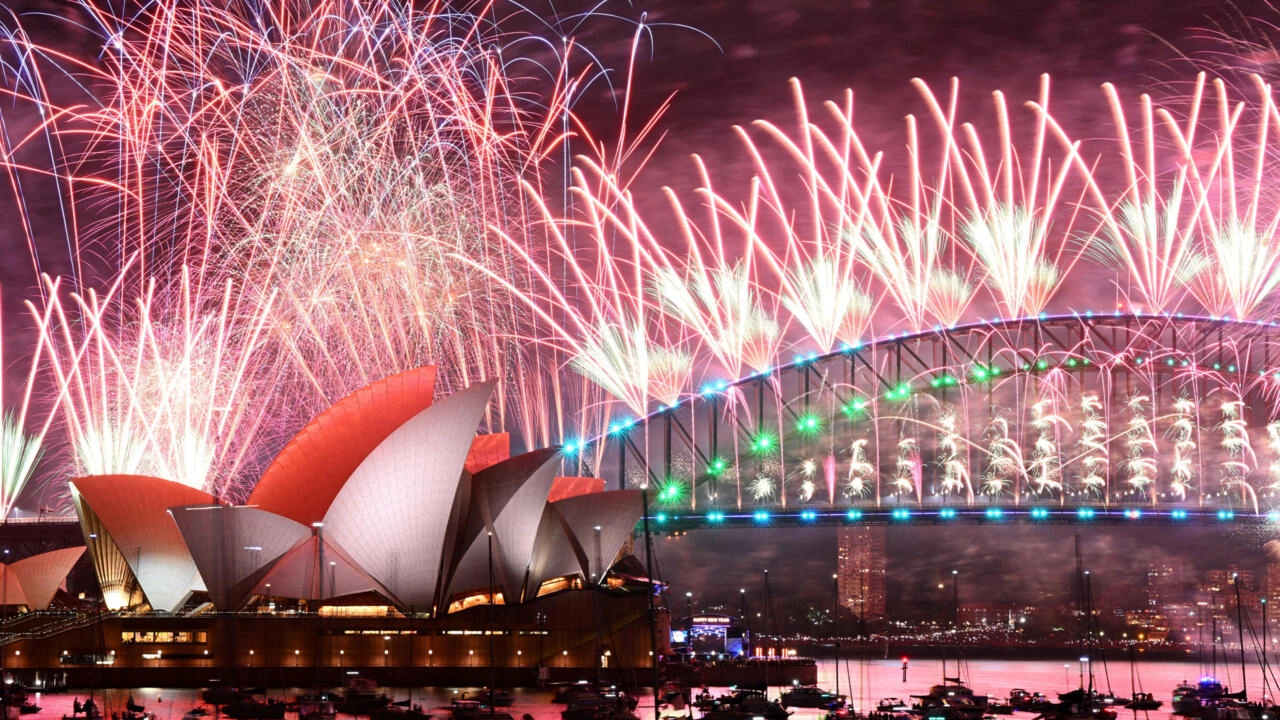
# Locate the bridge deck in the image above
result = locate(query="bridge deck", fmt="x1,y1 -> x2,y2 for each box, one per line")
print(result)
645,506 -> 1276,530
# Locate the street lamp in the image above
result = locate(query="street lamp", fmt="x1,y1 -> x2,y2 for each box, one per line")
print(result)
952,570 -> 960,627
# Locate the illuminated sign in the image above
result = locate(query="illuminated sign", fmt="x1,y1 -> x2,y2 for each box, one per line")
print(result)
692,615 -> 731,625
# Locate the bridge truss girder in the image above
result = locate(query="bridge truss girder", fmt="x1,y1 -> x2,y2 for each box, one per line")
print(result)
578,313 -> 1280,513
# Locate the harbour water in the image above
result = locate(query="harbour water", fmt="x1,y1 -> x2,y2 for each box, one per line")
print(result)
14,658 -> 1264,720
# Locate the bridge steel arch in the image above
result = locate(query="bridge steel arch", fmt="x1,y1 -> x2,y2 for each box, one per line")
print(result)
569,313 -> 1280,527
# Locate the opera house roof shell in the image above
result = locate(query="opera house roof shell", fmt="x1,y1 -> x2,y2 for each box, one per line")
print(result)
71,367 -> 642,614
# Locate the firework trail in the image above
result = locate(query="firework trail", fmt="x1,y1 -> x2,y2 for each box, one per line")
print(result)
0,0 -> 600,476
34,268 -> 281,500
0,292 -> 53,518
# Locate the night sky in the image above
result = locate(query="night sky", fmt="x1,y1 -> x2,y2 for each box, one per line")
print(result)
4,1 -> 1280,613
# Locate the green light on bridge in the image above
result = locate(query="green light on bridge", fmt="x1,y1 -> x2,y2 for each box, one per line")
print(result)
971,365 -> 1000,382
885,383 -> 911,401
751,432 -> 777,454
796,413 -> 823,435
842,398 -> 868,417
707,457 -> 728,476
656,479 -> 686,504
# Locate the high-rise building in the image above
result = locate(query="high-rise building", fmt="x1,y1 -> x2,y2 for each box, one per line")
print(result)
1267,564 -> 1280,628
1146,562 -> 1181,609
837,525 -> 887,622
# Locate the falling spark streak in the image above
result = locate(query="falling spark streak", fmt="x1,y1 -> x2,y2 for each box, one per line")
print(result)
1122,395 -> 1158,495
1028,398 -> 1068,494
1168,397 -> 1199,501
1218,400 -> 1260,511
892,436 -> 922,501
982,415 -> 1024,498
1078,394 -> 1109,495
846,439 -> 875,498
937,413 -> 969,496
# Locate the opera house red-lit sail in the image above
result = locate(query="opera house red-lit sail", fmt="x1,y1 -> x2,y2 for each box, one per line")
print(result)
245,366 -> 440,527
70,369 -> 648,620
69,476 -> 216,612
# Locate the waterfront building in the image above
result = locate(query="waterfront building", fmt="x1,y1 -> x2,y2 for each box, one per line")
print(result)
836,525 -> 886,622
1145,562 -> 1182,610
1267,563 -> 1280,628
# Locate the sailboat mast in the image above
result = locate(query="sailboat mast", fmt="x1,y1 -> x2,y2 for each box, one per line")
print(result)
1263,598 -> 1272,704
1074,535 -> 1086,690
1085,571 -> 1094,695
832,574 -> 840,700
1234,574 -> 1247,701
639,484 -> 660,720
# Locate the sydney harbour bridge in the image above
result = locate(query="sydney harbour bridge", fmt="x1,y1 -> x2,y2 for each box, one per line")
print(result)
577,313 -> 1280,530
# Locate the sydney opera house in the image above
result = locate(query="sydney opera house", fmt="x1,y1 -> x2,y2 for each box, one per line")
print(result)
0,368 -> 665,687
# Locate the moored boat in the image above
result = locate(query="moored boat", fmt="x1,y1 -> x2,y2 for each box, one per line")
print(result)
911,680 -> 988,720
1125,693 -> 1162,711
780,686 -> 845,709
1031,688 -> 1117,720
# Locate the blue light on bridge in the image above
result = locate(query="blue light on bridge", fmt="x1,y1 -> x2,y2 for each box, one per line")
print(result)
700,380 -> 729,395
800,510 -> 817,522
1170,509 -> 1188,520
562,438 -> 583,456
1126,509 -> 1142,520
655,513 -> 667,524
706,511 -> 725,523
1077,507 -> 1096,520
608,418 -> 635,436
753,510 -> 770,523
793,351 -> 818,366
985,508 -> 1004,520
891,508 -> 911,521
939,508 -> 957,520
1030,507 -> 1049,520
845,509 -> 863,521
1217,509 -> 1234,521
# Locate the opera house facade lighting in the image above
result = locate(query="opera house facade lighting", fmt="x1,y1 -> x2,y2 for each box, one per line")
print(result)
68,367 -> 643,615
